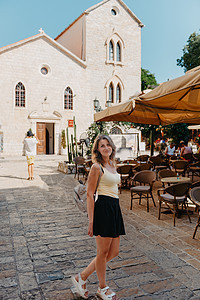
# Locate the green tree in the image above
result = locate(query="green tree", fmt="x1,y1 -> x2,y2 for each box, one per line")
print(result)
86,122 -> 109,154
177,32 -> 200,72
133,123 -> 189,151
86,121 -> 131,155
163,123 -> 189,146
141,68 -> 157,91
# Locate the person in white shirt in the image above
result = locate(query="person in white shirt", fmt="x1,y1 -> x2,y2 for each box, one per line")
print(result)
165,142 -> 175,159
24,130 -> 40,180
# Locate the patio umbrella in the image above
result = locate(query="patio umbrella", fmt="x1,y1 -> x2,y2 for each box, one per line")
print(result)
94,67 -> 200,125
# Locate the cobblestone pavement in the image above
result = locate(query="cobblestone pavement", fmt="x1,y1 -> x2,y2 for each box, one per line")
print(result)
0,156 -> 200,300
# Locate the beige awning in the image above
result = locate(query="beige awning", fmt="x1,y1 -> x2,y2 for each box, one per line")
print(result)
94,68 -> 200,125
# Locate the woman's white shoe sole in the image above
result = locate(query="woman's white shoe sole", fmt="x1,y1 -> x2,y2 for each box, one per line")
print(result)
71,275 -> 88,299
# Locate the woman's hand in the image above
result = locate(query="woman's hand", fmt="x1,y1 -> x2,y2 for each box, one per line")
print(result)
88,222 -> 93,237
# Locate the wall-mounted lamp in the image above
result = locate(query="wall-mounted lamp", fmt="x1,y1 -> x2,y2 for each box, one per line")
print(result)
106,99 -> 112,107
93,97 -> 102,112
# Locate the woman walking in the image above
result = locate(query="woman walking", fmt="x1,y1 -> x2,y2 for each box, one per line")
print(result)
24,130 -> 40,180
71,134 -> 125,300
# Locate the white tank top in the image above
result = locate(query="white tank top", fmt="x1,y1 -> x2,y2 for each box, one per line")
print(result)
97,166 -> 120,199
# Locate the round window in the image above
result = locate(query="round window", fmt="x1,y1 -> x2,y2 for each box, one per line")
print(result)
111,9 -> 117,16
41,67 -> 48,75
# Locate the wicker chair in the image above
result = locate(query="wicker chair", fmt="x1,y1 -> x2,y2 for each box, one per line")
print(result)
189,187 -> 200,239
150,155 -> 168,180
158,182 -> 191,226
123,159 -> 138,164
193,153 -> 200,162
137,155 -> 149,164
182,153 -> 193,163
187,161 -> 200,182
129,163 -> 153,184
172,160 -> 188,177
73,157 -> 86,180
130,170 -> 156,212
117,164 -> 133,193
158,169 -> 177,187
134,163 -> 152,172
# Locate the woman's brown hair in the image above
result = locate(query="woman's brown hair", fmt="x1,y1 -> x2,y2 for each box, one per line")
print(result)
92,134 -> 116,165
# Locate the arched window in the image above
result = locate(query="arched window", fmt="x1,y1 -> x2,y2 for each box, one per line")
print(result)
116,42 -> 121,61
110,126 -> 122,134
64,87 -> 73,110
109,83 -> 114,103
15,82 -> 25,107
109,41 -> 114,61
116,84 -> 121,103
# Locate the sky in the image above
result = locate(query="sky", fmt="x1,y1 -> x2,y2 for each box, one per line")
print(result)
0,0 -> 199,83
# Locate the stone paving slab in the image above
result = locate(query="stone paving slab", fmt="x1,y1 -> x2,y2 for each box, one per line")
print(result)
0,157 -> 200,299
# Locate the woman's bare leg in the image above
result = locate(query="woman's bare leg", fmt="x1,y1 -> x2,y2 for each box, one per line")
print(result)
81,237 -> 120,281
28,165 -> 31,179
94,236 -> 112,288
74,237 -> 120,297
31,164 -> 34,179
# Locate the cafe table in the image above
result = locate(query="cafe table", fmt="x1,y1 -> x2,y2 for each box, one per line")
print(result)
116,163 -> 137,167
161,176 -> 191,185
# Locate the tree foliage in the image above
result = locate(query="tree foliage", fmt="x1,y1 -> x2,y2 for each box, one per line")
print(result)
141,68 -> 157,91
86,122 -> 109,146
177,32 -> 200,72
133,123 -> 189,147
163,123 -> 189,146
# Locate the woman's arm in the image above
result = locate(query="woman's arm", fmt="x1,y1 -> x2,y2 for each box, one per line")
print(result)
34,134 -> 41,145
165,146 -> 168,155
180,147 -> 184,157
87,163 -> 100,237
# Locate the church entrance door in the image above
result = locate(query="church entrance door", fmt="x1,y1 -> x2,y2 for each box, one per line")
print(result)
36,122 -> 55,155
37,122 -> 46,154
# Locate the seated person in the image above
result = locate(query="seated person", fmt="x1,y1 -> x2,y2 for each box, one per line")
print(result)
165,142 -> 175,159
180,141 -> 193,162
196,140 -> 200,154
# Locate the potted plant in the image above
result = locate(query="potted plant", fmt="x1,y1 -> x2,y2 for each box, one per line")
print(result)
61,129 -> 67,155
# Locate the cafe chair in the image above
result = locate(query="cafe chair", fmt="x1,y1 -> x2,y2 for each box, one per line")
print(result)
73,156 -> 86,181
189,187 -> 200,239
158,182 -> 191,226
168,155 -> 178,165
188,181 -> 200,215
137,155 -> 149,164
134,163 -> 152,172
130,170 -> 156,212
187,161 -> 200,182
168,155 -> 177,161
158,169 -> 177,187
172,160 -> 188,177
117,164 -> 133,193
190,181 -> 200,189
193,153 -> 200,162
123,159 -> 138,164
182,153 -> 193,163
149,155 -> 168,180
129,163 -> 153,183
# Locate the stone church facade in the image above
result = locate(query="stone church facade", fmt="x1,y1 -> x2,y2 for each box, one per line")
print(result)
0,0 -> 143,155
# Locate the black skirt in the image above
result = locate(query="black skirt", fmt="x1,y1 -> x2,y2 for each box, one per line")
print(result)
93,195 -> 125,238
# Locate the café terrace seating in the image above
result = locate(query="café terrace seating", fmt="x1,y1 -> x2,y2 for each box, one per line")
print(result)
117,164 -> 133,194
172,160 -> 188,177
157,182 -> 191,227
189,187 -> 200,239
150,155 -> 168,180
130,170 -> 156,212
158,169 -> 177,188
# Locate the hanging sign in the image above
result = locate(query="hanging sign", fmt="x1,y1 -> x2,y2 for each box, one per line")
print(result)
68,120 -> 74,127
